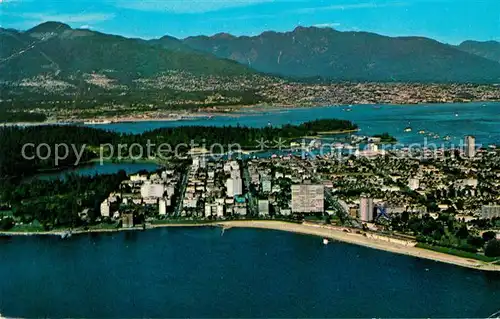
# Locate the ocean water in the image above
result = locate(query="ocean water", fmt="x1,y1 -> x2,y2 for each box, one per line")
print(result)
49,102 -> 500,177
0,228 -> 499,318
87,102 -> 500,147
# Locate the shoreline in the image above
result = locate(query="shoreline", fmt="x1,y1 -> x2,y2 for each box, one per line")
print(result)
219,221 -> 500,272
2,101 -> 498,127
2,220 -> 499,272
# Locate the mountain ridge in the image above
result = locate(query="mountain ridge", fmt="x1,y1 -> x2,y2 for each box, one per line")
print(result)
182,26 -> 500,83
0,22 -> 257,83
457,40 -> 500,64
2,22 -> 500,84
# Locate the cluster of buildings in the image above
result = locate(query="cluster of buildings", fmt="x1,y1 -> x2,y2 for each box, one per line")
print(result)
94,132 -> 500,235
181,158 -> 248,218
247,158 -> 325,216
17,72 -> 500,123
99,169 -> 182,227
259,82 -> 500,107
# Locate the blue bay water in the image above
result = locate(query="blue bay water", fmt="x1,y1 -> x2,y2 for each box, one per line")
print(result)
88,102 -> 500,147
1,227 -> 499,318
62,102 -> 500,177
7,102 -> 500,317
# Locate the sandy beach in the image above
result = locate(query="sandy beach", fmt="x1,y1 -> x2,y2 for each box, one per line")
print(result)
219,220 -> 500,272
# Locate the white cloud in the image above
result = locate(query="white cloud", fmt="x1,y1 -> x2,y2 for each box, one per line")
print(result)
313,23 -> 341,28
297,1 -> 406,14
116,0 -> 275,13
211,13 -> 276,21
20,12 -> 116,24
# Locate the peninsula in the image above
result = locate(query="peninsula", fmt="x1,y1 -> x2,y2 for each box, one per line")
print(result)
1,124 -> 500,271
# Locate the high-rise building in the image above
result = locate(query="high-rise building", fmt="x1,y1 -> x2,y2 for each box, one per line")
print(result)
159,199 -> 167,216
100,199 -> 111,217
226,177 -> 243,198
140,183 -> 165,199
258,200 -> 270,216
216,205 -> 224,218
291,184 -> 324,213
261,178 -> 272,193
465,135 -> 476,158
359,196 -> 374,222
204,204 -> 214,217
481,205 -> 500,219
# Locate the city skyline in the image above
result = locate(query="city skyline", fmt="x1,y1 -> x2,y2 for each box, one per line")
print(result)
0,0 -> 499,44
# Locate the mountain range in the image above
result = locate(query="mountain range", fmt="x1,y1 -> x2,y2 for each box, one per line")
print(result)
183,26 -> 500,83
0,22 -> 253,83
1,22 -> 500,84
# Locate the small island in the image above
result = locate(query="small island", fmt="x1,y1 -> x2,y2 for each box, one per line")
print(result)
371,132 -> 398,144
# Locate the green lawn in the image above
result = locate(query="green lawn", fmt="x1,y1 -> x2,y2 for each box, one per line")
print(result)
87,223 -> 120,230
416,243 -> 499,263
9,224 -> 45,233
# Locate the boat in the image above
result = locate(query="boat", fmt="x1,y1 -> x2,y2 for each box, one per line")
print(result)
404,127 -> 412,132
418,130 -> 426,134
443,136 -> 451,141
323,238 -> 329,245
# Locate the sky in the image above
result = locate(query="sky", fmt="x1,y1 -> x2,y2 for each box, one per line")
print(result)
0,0 -> 499,44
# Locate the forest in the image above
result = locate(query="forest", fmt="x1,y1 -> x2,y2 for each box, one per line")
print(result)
0,172 -> 128,230
0,118 -> 357,179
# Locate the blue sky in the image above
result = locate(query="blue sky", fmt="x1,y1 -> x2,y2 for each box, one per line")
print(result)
0,0 -> 499,44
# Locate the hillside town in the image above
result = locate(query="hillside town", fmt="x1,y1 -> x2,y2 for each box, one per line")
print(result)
2,73 -> 500,123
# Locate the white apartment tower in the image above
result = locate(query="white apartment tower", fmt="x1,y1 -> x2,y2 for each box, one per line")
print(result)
465,135 -> 476,158
226,177 -> 243,198
360,196 -> 374,222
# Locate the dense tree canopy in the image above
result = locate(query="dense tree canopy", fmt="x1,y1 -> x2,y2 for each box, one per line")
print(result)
0,119 -> 357,179
485,239 -> 500,258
